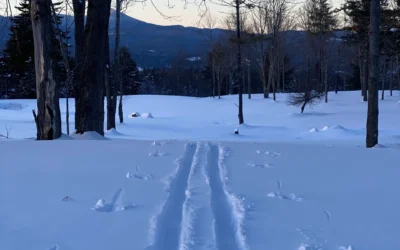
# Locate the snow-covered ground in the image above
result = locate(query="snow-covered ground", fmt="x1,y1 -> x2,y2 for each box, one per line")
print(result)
1,91 -> 400,250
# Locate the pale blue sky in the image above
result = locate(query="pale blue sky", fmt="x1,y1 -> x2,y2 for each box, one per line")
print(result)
0,0 -> 343,28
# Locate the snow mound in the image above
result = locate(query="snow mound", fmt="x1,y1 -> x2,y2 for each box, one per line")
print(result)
320,125 -> 347,132
0,102 -> 26,110
129,112 -> 140,118
57,134 -> 75,140
373,144 -> 388,149
339,246 -> 353,250
141,112 -> 154,118
71,131 -> 109,140
309,128 -> 319,133
106,128 -> 125,136
321,126 -> 330,131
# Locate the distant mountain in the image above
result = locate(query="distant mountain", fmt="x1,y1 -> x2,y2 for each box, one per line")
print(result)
70,10 -> 226,68
0,12 -> 352,72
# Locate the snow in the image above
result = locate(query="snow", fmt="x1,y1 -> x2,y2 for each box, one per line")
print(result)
1,91 -> 400,250
186,56 -> 201,62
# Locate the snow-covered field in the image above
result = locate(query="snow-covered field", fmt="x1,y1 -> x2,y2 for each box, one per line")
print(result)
1,91 -> 400,250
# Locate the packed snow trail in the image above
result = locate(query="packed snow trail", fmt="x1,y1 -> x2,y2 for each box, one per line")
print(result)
179,143 -> 216,250
148,143 -> 197,250
148,142 -> 247,250
206,144 -> 247,250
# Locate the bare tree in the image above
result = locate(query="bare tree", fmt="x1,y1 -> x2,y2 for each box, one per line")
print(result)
76,0 -> 112,135
72,0 -> 85,131
251,2 -> 268,98
50,0 -> 73,135
201,11 -> 218,98
366,0 -> 380,148
288,90 -> 323,113
31,0 -> 61,140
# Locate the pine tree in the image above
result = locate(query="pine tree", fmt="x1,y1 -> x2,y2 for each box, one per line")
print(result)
1,0 -> 69,99
302,0 -> 337,102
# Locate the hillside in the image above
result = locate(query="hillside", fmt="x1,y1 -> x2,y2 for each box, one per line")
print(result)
0,12 -> 352,72
1,92 -> 400,250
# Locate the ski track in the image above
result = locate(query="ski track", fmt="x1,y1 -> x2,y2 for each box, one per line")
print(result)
179,142 -> 217,250
148,142 -> 247,250
207,144 -> 247,250
148,142 -> 197,250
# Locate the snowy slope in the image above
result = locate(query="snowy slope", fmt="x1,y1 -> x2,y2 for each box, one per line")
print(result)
0,91 -> 400,145
1,140 -> 399,250
1,91 -> 400,250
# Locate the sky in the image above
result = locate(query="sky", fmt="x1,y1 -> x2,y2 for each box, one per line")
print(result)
0,0 -> 343,28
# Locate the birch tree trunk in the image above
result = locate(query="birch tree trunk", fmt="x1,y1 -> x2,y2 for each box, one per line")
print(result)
366,0 -> 380,148
76,0 -> 111,135
31,0 -> 61,140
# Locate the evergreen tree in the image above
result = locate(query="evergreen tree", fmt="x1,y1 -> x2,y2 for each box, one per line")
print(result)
302,0 -> 337,101
1,0 -> 69,99
119,47 -> 140,95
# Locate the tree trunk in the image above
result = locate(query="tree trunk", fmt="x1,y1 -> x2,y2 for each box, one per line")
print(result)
248,60 -> 251,99
72,0 -> 85,131
363,55 -> 368,102
76,0 -> 111,135
335,58 -> 340,94
397,55 -> 400,99
50,1 -> 72,136
105,35 -> 114,130
267,63 -> 273,99
381,57 -> 386,100
212,56 -> 216,98
366,0 -> 380,148
390,57 -> 393,96
118,84 -> 123,123
359,47 -> 364,97
325,57 -> 328,103
31,0 -> 61,140
114,0 -> 123,124
282,58 -> 285,92
217,70 -> 221,99
235,0 -> 244,125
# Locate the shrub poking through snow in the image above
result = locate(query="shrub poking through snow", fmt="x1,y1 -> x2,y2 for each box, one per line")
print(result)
288,90 -> 324,113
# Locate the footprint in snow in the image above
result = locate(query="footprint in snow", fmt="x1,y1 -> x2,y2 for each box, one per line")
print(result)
149,150 -> 169,157
297,243 -> 323,250
126,166 -> 154,180
247,162 -> 275,169
256,150 -> 281,158
267,192 -> 304,202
